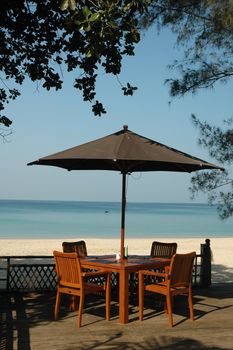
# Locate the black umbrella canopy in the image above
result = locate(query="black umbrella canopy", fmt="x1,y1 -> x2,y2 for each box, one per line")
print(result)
28,125 -> 223,173
28,125 -> 224,260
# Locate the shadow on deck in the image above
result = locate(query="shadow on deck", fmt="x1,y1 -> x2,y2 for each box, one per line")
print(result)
1,282 -> 233,350
212,264 -> 233,284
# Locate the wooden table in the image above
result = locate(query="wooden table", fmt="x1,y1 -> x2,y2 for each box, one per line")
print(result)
81,255 -> 170,324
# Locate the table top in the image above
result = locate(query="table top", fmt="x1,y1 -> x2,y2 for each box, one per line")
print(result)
81,255 -> 170,272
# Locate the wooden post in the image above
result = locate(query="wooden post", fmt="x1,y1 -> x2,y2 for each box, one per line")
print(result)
6,257 -> 10,291
120,173 -> 127,261
200,238 -> 212,287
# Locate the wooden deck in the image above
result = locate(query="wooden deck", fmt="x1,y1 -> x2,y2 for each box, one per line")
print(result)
1,283 -> 233,350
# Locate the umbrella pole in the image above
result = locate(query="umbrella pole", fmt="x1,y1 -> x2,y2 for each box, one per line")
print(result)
121,172 -> 126,260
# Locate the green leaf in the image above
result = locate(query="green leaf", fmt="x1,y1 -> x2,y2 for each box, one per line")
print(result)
60,0 -> 69,11
82,6 -> 92,19
68,0 -> 76,11
89,12 -> 101,22
86,49 -> 93,58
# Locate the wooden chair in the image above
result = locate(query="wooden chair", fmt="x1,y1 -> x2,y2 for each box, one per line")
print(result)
150,241 -> 177,258
62,240 -> 87,257
53,251 -> 111,328
139,252 -> 196,327
62,241 -> 89,309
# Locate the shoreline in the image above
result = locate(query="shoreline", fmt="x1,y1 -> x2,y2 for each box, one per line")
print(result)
0,237 -> 232,284
0,237 -> 232,267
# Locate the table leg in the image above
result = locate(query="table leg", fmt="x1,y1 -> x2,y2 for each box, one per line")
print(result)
119,269 -> 129,324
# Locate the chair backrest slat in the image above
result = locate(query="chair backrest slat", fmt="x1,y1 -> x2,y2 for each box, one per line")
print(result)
150,241 -> 177,259
53,251 -> 82,286
62,240 -> 87,257
169,252 -> 196,287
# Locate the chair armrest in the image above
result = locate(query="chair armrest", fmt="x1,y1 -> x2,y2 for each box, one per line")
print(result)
82,270 -> 110,278
138,270 -> 168,279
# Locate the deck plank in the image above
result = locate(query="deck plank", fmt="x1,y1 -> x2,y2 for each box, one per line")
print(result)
0,283 -> 233,350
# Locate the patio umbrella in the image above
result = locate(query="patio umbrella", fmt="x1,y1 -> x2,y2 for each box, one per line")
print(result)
28,125 -> 223,259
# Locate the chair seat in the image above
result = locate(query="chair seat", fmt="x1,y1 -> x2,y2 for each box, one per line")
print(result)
84,282 -> 107,293
145,282 -> 167,295
145,283 -> 189,296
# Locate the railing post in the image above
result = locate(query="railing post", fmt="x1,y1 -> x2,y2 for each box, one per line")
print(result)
6,257 -> 10,291
200,238 -> 212,287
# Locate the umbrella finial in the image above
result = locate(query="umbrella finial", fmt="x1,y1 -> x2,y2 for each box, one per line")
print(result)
123,125 -> 128,131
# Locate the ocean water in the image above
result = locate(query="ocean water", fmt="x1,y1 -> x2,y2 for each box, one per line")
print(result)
0,199 -> 232,239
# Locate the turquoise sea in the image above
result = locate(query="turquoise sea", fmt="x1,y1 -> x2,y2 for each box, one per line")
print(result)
0,199 -> 232,239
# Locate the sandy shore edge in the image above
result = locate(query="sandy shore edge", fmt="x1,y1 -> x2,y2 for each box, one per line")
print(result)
1,237 -> 232,284
0,237 -> 232,268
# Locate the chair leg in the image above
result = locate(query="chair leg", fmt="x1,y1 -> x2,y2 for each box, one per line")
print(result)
138,273 -> 144,321
77,294 -> 84,328
164,298 -> 167,313
54,291 -> 61,321
106,274 -> 111,321
70,296 -> 77,311
166,294 -> 173,327
188,287 -> 194,321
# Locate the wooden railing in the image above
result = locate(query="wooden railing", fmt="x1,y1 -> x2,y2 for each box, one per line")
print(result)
0,239 -> 212,291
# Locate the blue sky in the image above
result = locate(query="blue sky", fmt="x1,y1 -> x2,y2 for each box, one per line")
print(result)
1,26 -> 232,203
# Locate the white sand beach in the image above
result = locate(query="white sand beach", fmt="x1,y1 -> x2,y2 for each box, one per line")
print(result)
0,237 -> 232,266
0,237 -> 232,283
